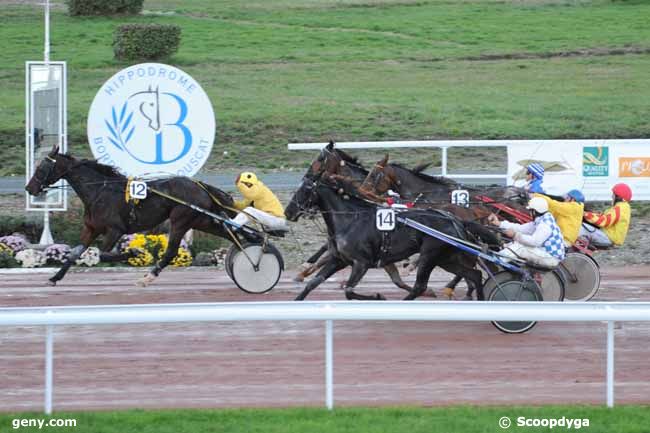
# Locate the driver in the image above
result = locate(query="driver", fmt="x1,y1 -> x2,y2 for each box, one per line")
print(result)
488,196 -> 565,268
579,183 -> 632,247
229,172 -> 288,231
524,162 -> 546,194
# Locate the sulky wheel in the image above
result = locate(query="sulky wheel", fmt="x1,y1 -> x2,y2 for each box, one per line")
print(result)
228,242 -> 284,294
481,271 -> 516,300
489,280 -> 542,334
538,269 -> 565,302
558,252 -> 600,302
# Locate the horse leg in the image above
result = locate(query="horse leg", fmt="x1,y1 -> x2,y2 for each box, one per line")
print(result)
404,252 -> 438,300
295,257 -> 346,301
138,218 -> 189,287
383,263 -> 413,292
442,275 -> 463,300
49,225 -> 98,286
295,248 -> 331,283
343,262 -> 381,300
97,229 -> 129,263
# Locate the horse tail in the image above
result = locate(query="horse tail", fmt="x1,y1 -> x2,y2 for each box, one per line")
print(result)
462,221 -> 501,248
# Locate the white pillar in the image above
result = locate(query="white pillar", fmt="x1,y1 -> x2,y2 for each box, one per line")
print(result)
325,320 -> 333,410
441,147 -> 448,176
45,323 -> 54,414
39,209 -> 54,245
606,321 -> 614,408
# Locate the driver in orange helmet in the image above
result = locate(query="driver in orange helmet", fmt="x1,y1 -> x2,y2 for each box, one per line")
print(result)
579,183 -> 632,247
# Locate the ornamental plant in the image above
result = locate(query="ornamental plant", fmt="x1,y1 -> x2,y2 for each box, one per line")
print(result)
76,247 -> 101,267
0,235 -> 28,253
44,244 -> 71,265
15,249 -> 47,268
123,233 -> 191,267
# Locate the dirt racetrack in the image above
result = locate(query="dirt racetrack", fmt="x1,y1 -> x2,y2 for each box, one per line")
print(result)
1,265 -> 649,411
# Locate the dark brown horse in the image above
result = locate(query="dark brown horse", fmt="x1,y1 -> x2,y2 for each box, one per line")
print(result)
25,146 -> 237,286
292,142 -> 415,293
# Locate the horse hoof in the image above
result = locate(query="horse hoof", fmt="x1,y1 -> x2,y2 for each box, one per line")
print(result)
376,293 -> 386,301
47,279 -> 57,287
136,273 -> 156,287
423,289 -> 437,298
442,287 -> 454,298
293,275 -> 305,283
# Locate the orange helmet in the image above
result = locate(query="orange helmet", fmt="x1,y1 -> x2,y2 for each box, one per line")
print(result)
612,183 -> 632,202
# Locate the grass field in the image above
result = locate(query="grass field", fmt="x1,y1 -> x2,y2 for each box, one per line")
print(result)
1,0 -> 650,176
3,406 -> 650,433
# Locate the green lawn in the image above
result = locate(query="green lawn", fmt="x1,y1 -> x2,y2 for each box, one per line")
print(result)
2,406 -> 650,433
1,0 -> 650,175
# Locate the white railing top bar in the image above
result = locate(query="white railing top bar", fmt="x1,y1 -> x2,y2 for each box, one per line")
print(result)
1,301 -> 650,326
287,139 -> 650,150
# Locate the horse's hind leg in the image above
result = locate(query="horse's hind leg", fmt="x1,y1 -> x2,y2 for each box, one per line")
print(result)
383,263 -> 412,292
442,275 -> 463,299
296,257 -> 346,301
138,215 -> 190,286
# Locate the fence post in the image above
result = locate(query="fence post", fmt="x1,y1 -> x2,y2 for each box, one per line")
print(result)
607,321 -> 614,408
325,320 -> 333,410
441,146 -> 448,176
45,323 -> 54,414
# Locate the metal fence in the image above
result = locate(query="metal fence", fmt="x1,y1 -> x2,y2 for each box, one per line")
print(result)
2,301 -> 650,413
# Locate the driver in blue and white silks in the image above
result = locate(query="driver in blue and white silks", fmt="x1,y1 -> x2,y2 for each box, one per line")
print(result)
488,196 -> 565,268
524,162 -> 545,194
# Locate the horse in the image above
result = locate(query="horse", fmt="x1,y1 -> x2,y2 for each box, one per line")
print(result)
359,154 -> 507,299
284,172 -> 485,301
292,141 -> 415,294
359,153 -> 530,219
25,145 -> 237,286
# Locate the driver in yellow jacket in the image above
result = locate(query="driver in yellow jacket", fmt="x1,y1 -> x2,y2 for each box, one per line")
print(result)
230,172 -> 288,231
533,189 -> 585,246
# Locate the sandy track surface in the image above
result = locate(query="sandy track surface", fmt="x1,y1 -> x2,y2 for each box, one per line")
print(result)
1,266 -> 649,411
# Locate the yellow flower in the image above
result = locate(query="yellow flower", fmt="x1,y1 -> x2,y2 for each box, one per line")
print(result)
0,243 -> 13,256
171,248 -> 192,267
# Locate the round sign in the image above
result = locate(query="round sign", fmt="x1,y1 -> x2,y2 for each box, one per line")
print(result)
87,63 -> 215,177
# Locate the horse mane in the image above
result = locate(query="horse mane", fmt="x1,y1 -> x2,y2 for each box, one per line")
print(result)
390,163 -> 458,187
334,148 -> 363,167
412,161 -> 432,173
80,159 -> 125,178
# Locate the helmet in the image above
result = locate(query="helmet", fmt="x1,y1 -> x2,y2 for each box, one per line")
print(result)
612,183 -> 632,201
566,189 -> 585,203
236,172 -> 258,185
527,196 -> 549,213
526,163 -> 545,179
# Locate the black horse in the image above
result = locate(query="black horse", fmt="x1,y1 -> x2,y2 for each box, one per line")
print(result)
293,142 -> 415,293
25,146 -> 237,286
284,172 -> 485,301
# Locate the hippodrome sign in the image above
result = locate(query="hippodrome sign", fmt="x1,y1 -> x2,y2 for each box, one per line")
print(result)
87,63 -> 215,177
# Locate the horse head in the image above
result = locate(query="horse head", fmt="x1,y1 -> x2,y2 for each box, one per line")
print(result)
360,153 -> 396,197
25,144 -> 70,195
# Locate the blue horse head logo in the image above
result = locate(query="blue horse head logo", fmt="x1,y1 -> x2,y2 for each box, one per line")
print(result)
105,85 -> 192,165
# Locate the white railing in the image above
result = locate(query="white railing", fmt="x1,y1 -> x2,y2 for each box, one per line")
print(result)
288,140 -> 510,180
2,301 -> 650,413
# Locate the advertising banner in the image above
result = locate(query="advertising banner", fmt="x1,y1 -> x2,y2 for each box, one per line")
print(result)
507,140 -> 650,201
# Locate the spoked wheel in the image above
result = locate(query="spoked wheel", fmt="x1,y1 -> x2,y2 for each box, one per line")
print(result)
481,271 -> 516,300
489,280 -> 542,334
558,252 -> 600,301
538,269 -> 565,302
225,242 -> 284,294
